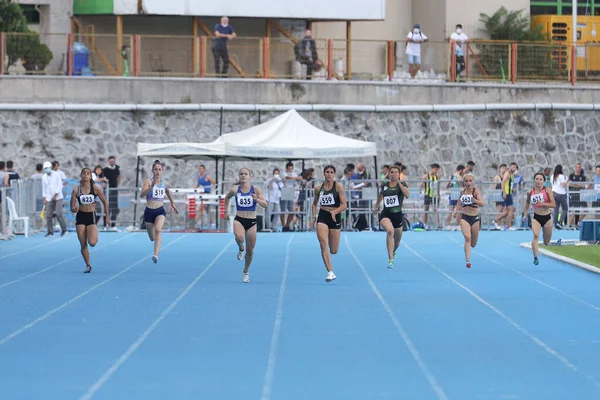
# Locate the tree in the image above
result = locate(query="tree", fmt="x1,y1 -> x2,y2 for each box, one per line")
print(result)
0,0 -> 53,73
478,7 -> 561,79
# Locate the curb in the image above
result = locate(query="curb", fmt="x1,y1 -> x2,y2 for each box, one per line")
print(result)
519,242 -> 600,274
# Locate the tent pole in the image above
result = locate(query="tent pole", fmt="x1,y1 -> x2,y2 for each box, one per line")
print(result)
373,156 -> 378,181
214,156 -> 219,231
133,156 -> 141,228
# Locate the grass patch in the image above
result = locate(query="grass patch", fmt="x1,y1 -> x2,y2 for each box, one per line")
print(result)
542,245 -> 600,268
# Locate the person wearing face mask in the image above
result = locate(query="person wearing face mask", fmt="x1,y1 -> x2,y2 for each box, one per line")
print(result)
405,23 -> 428,79
42,161 -> 68,237
294,29 -> 319,80
450,24 -> 469,80
212,16 -> 236,77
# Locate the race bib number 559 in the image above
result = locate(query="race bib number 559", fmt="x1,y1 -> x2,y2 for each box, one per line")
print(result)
319,194 -> 335,206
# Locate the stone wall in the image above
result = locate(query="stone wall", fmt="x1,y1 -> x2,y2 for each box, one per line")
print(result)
1,109 -> 599,187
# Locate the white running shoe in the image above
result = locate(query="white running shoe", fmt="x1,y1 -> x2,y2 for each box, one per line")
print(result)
237,250 -> 244,261
243,272 -> 250,283
152,255 -> 158,264
325,271 -> 336,282
493,221 -> 501,230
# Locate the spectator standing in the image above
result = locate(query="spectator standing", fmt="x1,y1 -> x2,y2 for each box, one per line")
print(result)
212,16 -> 236,77
265,168 -> 283,230
450,24 -> 469,80
0,161 -> 5,227
281,162 -> 301,231
31,163 -> 44,226
92,165 -> 109,227
42,161 -> 67,237
593,165 -> 600,210
551,164 -> 569,229
568,162 -> 587,228
4,161 -> 20,187
294,30 -> 319,80
102,156 -> 121,228
405,24 -> 429,79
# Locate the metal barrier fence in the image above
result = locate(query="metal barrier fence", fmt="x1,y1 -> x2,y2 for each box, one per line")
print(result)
1,178 -> 599,239
2,31 -> 598,85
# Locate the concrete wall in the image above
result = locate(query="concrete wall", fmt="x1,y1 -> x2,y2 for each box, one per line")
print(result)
0,109 -> 598,190
15,0 -> 73,73
1,76 -> 600,105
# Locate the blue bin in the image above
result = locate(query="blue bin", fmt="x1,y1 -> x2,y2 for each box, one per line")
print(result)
67,42 -> 93,76
579,220 -> 600,241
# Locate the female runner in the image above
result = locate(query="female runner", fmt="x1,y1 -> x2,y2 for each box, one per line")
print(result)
373,165 -> 410,268
454,173 -> 485,268
139,160 -> 178,263
310,165 -> 348,282
522,172 -> 556,265
70,167 -> 110,273
223,167 -> 268,283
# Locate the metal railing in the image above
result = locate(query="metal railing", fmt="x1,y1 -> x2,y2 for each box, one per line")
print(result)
2,31 -> 600,85
1,178 -> 599,238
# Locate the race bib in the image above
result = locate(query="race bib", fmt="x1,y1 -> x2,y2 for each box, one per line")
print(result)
531,193 -> 544,205
460,195 -> 473,206
595,184 -> 600,192
152,186 -> 165,199
449,188 -> 461,201
383,195 -> 400,208
237,195 -> 254,207
80,194 -> 95,205
319,193 -> 335,206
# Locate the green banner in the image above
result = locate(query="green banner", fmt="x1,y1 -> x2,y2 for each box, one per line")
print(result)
73,0 -> 114,15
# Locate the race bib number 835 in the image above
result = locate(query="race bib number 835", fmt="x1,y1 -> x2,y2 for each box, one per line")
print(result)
237,195 -> 253,207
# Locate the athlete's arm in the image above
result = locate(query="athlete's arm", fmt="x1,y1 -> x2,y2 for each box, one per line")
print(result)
165,185 -> 179,214
252,187 -> 269,209
95,185 -> 111,225
543,189 -> 556,209
399,181 -> 410,198
139,179 -> 152,198
70,187 -> 79,213
223,186 -> 236,219
334,182 -> 348,214
311,184 -> 322,222
523,190 -> 532,216
374,190 -> 383,212
472,188 -> 485,207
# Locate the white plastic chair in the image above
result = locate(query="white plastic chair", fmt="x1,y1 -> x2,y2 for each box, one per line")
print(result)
6,197 -> 29,238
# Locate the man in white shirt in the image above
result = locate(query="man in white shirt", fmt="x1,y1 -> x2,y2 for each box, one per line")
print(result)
42,161 -> 67,237
406,23 -> 429,78
450,24 -> 469,80
281,162 -> 301,231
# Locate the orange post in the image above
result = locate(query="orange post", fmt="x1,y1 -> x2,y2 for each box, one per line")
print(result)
200,36 -> 206,78
387,40 -> 394,81
0,33 -> 5,75
327,39 -> 333,80
133,35 -> 140,77
571,44 -> 577,85
67,33 -> 74,75
262,37 -> 270,78
188,197 -> 196,219
450,41 -> 456,82
511,42 -> 517,84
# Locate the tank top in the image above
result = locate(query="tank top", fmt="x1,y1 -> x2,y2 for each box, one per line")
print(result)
381,181 -> 406,213
318,181 -> 340,208
197,174 -> 211,193
424,173 -> 438,197
236,185 -> 257,212
146,180 -> 166,202
504,173 -> 514,195
529,187 -> 550,209
77,184 -> 97,205
460,187 -> 478,208
450,173 -> 461,188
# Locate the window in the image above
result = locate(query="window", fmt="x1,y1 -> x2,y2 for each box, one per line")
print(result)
530,0 -> 598,15
18,5 -> 40,24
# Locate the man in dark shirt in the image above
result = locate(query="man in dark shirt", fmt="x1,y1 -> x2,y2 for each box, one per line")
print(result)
212,16 -> 236,77
568,162 -> 587,227
102,156 -> 121,228
294,30 -> 319,80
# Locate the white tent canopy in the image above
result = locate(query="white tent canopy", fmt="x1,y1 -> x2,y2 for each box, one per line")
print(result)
137,142 -> 224,160
208,109 -> 377,160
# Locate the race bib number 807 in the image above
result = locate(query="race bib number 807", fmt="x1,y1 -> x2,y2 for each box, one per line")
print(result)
383,195 -> 399,208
